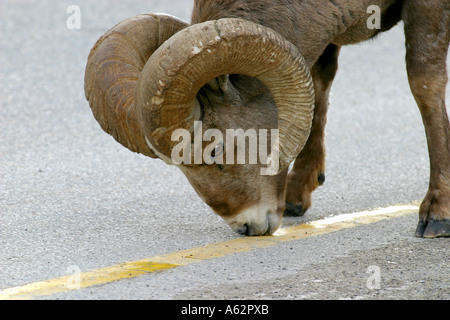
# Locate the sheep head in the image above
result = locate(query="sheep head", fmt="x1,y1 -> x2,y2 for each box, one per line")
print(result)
85,14 -> 314,236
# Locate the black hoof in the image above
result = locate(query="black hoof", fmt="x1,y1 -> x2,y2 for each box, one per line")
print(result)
284,202 -> 308,217
415,219 -> 450,238
318,172 -> 325,186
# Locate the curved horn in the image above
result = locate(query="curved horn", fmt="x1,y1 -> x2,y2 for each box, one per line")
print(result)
136,18 -> 314,172
84,14 -> 188,158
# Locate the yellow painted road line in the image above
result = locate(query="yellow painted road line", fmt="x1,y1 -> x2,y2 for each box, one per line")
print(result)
0,261 -> 177,300
0,204 -> 419,300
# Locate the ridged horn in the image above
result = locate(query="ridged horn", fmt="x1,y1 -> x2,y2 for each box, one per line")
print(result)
135,18 -> 315,172
84,14 -> 189,158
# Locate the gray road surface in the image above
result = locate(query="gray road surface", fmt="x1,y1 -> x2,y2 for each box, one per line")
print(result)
1,0 -> 448,300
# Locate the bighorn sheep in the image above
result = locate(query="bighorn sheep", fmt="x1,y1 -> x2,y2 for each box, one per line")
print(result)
85,0 -> 449,237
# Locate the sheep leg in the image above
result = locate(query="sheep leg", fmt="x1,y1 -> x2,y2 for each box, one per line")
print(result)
403,0 -> 450,237
284,44 -> 340,216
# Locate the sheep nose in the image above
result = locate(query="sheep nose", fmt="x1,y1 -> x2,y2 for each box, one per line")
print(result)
235,223 -> 250,236
235,222 -> 270,236
223,205 -> 282,236
235,223 -> 270,236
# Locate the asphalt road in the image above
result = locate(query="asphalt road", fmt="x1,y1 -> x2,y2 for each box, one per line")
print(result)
1,0 -> 449,300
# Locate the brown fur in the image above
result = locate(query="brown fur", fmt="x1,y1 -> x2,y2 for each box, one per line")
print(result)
188,0 -> 450,237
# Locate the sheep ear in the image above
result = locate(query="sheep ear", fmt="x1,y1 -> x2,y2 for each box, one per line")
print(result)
205,75 -> 229,94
